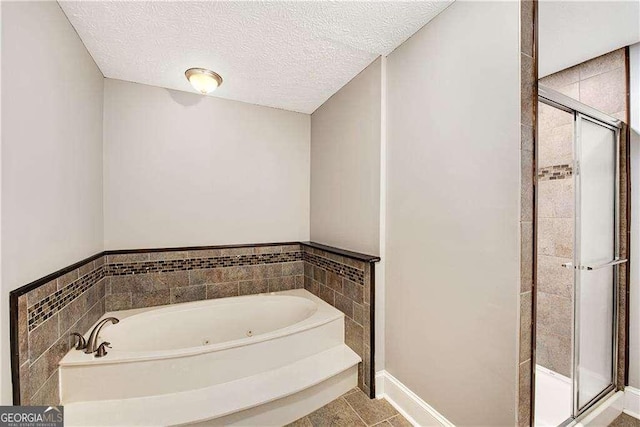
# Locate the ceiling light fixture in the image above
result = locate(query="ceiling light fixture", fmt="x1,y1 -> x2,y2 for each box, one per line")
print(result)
185,68 -> 223,94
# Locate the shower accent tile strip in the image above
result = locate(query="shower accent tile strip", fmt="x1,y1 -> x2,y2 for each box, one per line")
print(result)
537,164 -> 573,181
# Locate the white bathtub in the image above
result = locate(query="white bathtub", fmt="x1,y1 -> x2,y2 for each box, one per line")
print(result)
60,289 -> 360,426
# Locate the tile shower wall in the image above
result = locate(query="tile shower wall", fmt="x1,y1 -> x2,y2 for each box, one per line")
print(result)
301,245 -> 374,397
17,257 -> 107,406
536,48 -> 628,379
536,102 -> 574,378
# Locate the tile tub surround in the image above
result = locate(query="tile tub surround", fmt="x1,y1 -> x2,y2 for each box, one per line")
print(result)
103,244 -> 305,311
12,254 -> 107,406
301,243 -> 378,398
10,241 -> 379,405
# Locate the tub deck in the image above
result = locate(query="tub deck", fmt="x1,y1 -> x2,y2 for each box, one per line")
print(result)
60,289 -> 361,426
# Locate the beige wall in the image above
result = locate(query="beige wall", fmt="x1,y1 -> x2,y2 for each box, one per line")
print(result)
539,1 -> 640,78
384,1 -> 520,425
1,1 -> 105,403
310,58 -> 381,256
103,79 -> 310,250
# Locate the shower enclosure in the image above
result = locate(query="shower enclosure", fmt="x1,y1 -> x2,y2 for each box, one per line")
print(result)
534,85 -> 625,426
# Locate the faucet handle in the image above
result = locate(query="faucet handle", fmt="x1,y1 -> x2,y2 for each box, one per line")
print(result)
70,332 -> 87,350
95,342 -> 111,358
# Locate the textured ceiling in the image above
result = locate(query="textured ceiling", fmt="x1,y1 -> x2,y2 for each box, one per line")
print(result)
58,1 -> 452,113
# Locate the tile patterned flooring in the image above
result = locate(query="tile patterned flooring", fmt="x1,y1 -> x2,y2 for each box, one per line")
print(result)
609,413 -> 640,427
287,389 -> 640,427
287,388 -> 412,427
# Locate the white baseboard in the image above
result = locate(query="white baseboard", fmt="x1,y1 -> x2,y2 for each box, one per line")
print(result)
375,371 -> 454,426
624,386 -> 640,419
373,372 -> 640,425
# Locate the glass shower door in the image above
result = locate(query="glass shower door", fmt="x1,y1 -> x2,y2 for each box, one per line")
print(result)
573,113 -> 621,414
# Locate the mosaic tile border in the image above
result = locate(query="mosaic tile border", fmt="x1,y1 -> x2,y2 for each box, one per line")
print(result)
302,252 -> 365,285
106,251 -> 302,276
537,164 -> 572,181
27,266 -> 105,331
27,251 -> 302,330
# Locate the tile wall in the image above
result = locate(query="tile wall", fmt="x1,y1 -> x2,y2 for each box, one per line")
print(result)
103,244 -> 303,311
13,242 -> 377,405
518,1 -> 536,425
301,245 -> 375,397
536,102 -> 574,378
17,257 -> 107,406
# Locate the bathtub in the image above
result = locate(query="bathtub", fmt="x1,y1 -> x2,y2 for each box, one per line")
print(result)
60,289 -> 360,426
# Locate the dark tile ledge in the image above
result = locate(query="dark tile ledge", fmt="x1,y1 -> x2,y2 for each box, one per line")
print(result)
299,242 -> 380,263
11,241 -> 379,299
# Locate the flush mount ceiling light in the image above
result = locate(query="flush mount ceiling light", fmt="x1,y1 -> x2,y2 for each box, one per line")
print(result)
185,68 -> 223,94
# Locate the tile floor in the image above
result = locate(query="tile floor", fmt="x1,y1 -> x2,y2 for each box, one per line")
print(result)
287,388 -> 412,427
287,389 -> 640,427
609,413 -> 640,427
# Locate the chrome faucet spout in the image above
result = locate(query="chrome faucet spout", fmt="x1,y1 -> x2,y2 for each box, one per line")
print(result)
85,317 -> 119,354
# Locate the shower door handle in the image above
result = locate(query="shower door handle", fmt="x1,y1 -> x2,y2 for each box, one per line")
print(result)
579,258 -> 627,271
560,259 -> 627,270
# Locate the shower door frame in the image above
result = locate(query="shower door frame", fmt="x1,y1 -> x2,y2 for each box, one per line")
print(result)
573,112 -> 621,416
536,85 -> 624,423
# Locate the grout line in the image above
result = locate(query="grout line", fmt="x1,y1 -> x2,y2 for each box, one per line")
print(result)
379,413 -> 401,424
28,297 -> 105,368
28,269 -> 106,331
343,389 -> 403,427
60,293 -> 106,337
27,314 -> 60,368
342,396 -> 370,426
578,65 -> 626,83
541,63 -> 625,93
343,387 -> 359,397
29,366 -> 58,401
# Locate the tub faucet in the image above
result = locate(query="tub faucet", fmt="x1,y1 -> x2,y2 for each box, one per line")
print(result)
70,332 -> 87,350
85,317 -> 119,354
